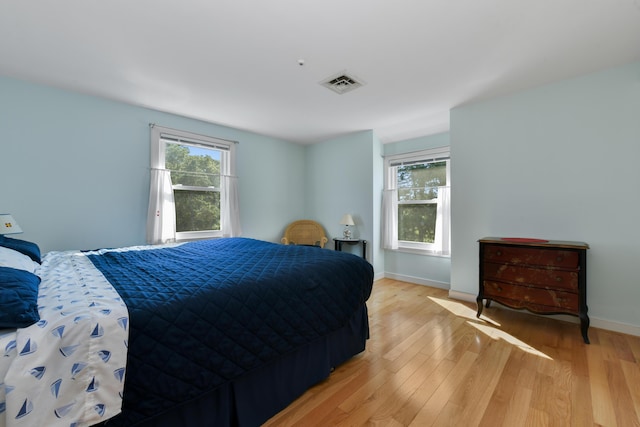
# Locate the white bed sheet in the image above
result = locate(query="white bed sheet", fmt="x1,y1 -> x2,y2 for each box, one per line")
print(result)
0,250 -> 129,427
0,329 -> 17,421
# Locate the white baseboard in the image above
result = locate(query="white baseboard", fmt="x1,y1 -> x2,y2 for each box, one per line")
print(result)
448,290 -> 476,303
447,289 -> 640,338
382,272 -> 449,290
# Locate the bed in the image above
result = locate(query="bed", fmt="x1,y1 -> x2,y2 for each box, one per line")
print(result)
0,236 -> 373,427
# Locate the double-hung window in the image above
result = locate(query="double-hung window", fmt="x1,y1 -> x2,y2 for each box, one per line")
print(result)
383,146 -> 450,255
147,126 -> 240,244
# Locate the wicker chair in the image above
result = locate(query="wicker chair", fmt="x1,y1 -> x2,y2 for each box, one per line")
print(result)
281,220 -> 328,248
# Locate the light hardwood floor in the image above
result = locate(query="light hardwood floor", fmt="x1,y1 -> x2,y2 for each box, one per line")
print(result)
264,278 -> 640,426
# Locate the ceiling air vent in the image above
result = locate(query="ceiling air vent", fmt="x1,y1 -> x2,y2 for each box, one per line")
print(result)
320,72 -> 365,94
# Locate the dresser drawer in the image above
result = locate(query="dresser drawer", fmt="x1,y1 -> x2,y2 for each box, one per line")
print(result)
483,281 -> 579,312
483,244 -> 579,269
482,262 -> 579,291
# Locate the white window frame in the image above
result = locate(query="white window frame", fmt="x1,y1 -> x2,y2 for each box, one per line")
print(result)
150,126 -> 236,241
384,146 -> 450,255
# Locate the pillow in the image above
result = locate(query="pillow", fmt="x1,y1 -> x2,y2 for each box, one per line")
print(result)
0,236 -> 41,263
0,266 -> 41,328
0,246 -> 39,274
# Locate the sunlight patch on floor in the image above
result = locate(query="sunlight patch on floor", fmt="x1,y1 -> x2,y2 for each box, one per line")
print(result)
428,296 -> 501,326
429,296 -> 552,359
467,322 -> 552,359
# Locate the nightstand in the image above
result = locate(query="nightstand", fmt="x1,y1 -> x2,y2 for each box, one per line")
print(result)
333,238 -> 367,261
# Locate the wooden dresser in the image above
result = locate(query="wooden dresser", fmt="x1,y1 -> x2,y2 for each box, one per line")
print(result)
476,237 -> 590,343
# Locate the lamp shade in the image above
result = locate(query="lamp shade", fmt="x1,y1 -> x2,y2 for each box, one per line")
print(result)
0,214 -> 23,234
339,214 -> 355,226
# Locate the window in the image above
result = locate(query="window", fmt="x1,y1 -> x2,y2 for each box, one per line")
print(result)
147,126 -> 240,244
383,147 -> 450,255
165,138 -> 225,240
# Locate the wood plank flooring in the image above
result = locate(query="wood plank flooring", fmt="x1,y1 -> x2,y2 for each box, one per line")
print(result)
264,278 -> 640,426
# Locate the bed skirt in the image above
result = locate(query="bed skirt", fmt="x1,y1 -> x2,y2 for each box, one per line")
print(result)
102,303 -> 369,427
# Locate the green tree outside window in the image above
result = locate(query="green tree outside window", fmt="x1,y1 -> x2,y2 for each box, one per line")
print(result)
397,161 -> 447,243
165,143 -> 221,232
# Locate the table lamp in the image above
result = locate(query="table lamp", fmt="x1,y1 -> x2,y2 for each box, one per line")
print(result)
340,214 -> 355,239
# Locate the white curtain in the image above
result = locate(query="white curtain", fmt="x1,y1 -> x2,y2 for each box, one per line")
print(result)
382,188 -> 398,250
221,175 -> 242,237
146,168 -> 176,244
434,186 -> 451,255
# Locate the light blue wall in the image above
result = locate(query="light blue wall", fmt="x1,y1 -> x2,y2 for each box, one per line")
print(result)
450,61 -> 640,330
8,58 -> 638,334
382,132 -> 452,288
305,131 -> 381,272
0,75 -> 306,252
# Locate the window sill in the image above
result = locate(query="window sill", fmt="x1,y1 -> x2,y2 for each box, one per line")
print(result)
176,236 -> 224,244
386,246 -> 451,258
175,230 -> 222,241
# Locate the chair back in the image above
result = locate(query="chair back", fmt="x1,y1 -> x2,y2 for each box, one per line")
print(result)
281,220 -> 328,248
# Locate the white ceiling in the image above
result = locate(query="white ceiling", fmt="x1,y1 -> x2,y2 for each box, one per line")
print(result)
1,1 -> 639,144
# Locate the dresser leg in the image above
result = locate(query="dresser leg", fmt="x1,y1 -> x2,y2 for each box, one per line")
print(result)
580,314 -> 590,344
476,296 -> 484,317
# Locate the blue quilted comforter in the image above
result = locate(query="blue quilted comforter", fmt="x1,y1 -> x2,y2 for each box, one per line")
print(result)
87,237 -> 373,426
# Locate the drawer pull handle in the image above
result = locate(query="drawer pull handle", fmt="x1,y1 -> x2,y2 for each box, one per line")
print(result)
556,277 -> 562,282
556,256 -> 563,262
496,250 -> 502,256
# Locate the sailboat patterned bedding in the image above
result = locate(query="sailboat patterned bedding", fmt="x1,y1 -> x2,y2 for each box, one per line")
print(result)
0,248 -> 129,427
1,237 -> 374,427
